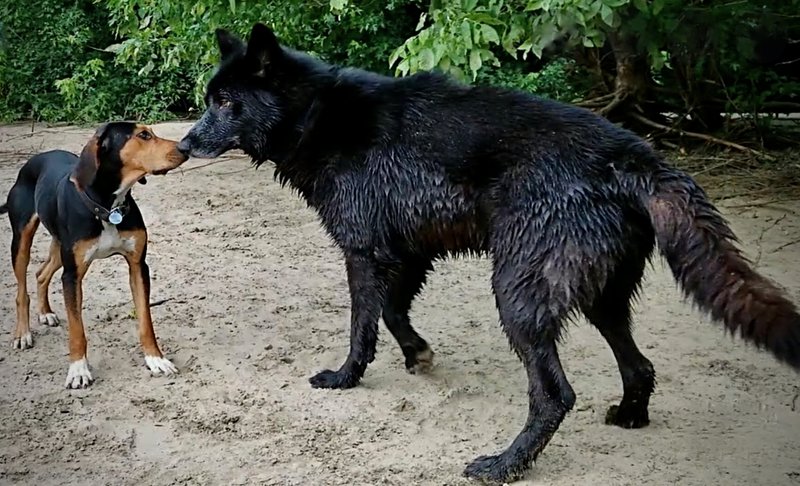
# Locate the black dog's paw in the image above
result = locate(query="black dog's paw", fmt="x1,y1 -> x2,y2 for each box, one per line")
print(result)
605,404 -> 650,429
464,454 -> 525,484
404,345 -> 434,374
309,369 -> 360,389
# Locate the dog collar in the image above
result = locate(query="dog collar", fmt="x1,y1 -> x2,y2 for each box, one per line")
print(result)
72,181 -> 128,225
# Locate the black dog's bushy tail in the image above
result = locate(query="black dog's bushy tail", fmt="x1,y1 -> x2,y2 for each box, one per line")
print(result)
640,162 -> 800,370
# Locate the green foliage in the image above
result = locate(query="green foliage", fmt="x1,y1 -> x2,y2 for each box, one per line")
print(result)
0,0 -> 420,122
0,0 -> 111,121
95,0 -> 420,113
0,0 -> 797,129
477,59 -> 588,103
390,0 -> 634,81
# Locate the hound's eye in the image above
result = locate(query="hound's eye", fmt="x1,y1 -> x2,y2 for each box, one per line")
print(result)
137,131 -> 152,141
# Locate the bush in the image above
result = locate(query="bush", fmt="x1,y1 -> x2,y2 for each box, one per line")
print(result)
0,0 -> 111,121
477,58 -> 589,103
0,0 -> 424,123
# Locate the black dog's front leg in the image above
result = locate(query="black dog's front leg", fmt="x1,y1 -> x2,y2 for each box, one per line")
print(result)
310,251 -> 389,389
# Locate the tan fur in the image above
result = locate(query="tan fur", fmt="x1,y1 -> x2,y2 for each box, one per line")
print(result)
12,216 -> 39,346
118,124 -> 186,188
120,228 -> 164,358
36,239 -> 62,316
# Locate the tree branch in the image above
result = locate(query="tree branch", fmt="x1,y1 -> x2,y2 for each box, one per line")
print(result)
629,112 -> 775,160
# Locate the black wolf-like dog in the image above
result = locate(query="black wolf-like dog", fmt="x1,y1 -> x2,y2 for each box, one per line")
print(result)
178,23 -> 800,483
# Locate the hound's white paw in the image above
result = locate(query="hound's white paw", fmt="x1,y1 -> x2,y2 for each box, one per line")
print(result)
38,313 -> 60,327
145,355 -> 178,375
65,358 -> 94,389
12,332 -> 33,350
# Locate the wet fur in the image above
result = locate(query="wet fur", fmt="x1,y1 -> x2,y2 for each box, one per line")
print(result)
179,24 -> 800,484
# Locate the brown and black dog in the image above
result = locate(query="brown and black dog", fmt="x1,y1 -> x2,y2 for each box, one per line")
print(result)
1,122 -> 188,388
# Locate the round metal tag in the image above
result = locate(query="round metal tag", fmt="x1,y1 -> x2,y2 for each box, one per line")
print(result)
108,209 -> 123,225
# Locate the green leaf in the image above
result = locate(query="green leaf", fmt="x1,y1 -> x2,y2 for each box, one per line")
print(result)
461,20 -> 473,49
632,0 -> 648,13
481,24 -> 500,44
525,0 -> 545,11
604,0 -> 629,7
418,48 -> 435,70
600,4 -> 614,26
415,13 -> 427,31
388,46 -> 405,68
585,0 -> 602,18
396,58 -> 410,76
652,0 -> 665,15
469,49 -> 482,74
582,37 -> 595,48
104,43 -> 123,53
467,13 -> 507,26
330,0 -> 348,10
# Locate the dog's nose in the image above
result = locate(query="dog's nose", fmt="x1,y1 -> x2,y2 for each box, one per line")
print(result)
176,138 -> 192,157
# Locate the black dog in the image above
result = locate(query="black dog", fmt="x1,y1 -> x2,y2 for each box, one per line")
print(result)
2,122 -> 187,388
177,23 -> 800,483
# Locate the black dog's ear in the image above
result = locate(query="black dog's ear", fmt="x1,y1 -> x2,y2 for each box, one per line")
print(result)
245,23 -> 282,73
216,29 -> 245,61
72,123 -> 110,190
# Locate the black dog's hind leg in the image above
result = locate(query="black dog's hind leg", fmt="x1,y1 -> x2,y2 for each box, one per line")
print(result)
465,254 -> 576,483
309,251 -> 391,389
583,255 -> 655,429
383,258 -> 434,373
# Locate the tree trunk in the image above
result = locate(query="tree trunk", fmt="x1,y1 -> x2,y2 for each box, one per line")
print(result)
602,32 -> 650,117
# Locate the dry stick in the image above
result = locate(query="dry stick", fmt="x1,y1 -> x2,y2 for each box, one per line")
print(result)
690,159 -> 737,177
169,156 -> 245,174
598,92 -> 625,116
629,112 -> 775,161
771,236 -> 800,254
722,198 -> 800,210
575,92 -> 616,107
753,213 -> 787,267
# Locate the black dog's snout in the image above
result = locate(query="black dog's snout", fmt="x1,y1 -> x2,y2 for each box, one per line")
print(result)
176,138 -> 192,157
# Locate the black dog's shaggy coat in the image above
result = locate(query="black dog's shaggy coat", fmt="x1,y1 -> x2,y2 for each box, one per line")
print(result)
178,23 -> 800,483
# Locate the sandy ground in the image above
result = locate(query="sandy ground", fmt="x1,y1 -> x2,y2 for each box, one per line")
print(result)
0,122 -> 798,486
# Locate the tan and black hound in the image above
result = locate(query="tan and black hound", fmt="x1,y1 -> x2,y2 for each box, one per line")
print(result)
1,122 -> 188,388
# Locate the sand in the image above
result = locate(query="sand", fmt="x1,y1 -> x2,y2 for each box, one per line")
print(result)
1,122 -> 798,486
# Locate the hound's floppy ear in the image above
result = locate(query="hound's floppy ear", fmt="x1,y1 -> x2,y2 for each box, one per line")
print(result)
72,123 -> 109,190
245,23 -> 281,73
216,29 -> 245,61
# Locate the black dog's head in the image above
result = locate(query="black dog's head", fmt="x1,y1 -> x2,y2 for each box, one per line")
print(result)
178,23 -> 312,161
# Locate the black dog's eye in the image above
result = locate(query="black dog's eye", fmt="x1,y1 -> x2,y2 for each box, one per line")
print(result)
220,100 -> 233,109
137,131 -> 152,141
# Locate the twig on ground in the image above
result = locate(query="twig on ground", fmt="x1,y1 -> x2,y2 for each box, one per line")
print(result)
753,214 -> 787,266
150,298 -> 188,307
575,92 -> 616,107
598,92 -> 626,116
629,112 -> 775,160
690,159 -> 736,177
770,236 -> 800,254
722,198 -> 800,210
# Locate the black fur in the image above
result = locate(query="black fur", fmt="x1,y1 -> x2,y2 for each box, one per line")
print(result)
179,23 -> 800,484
